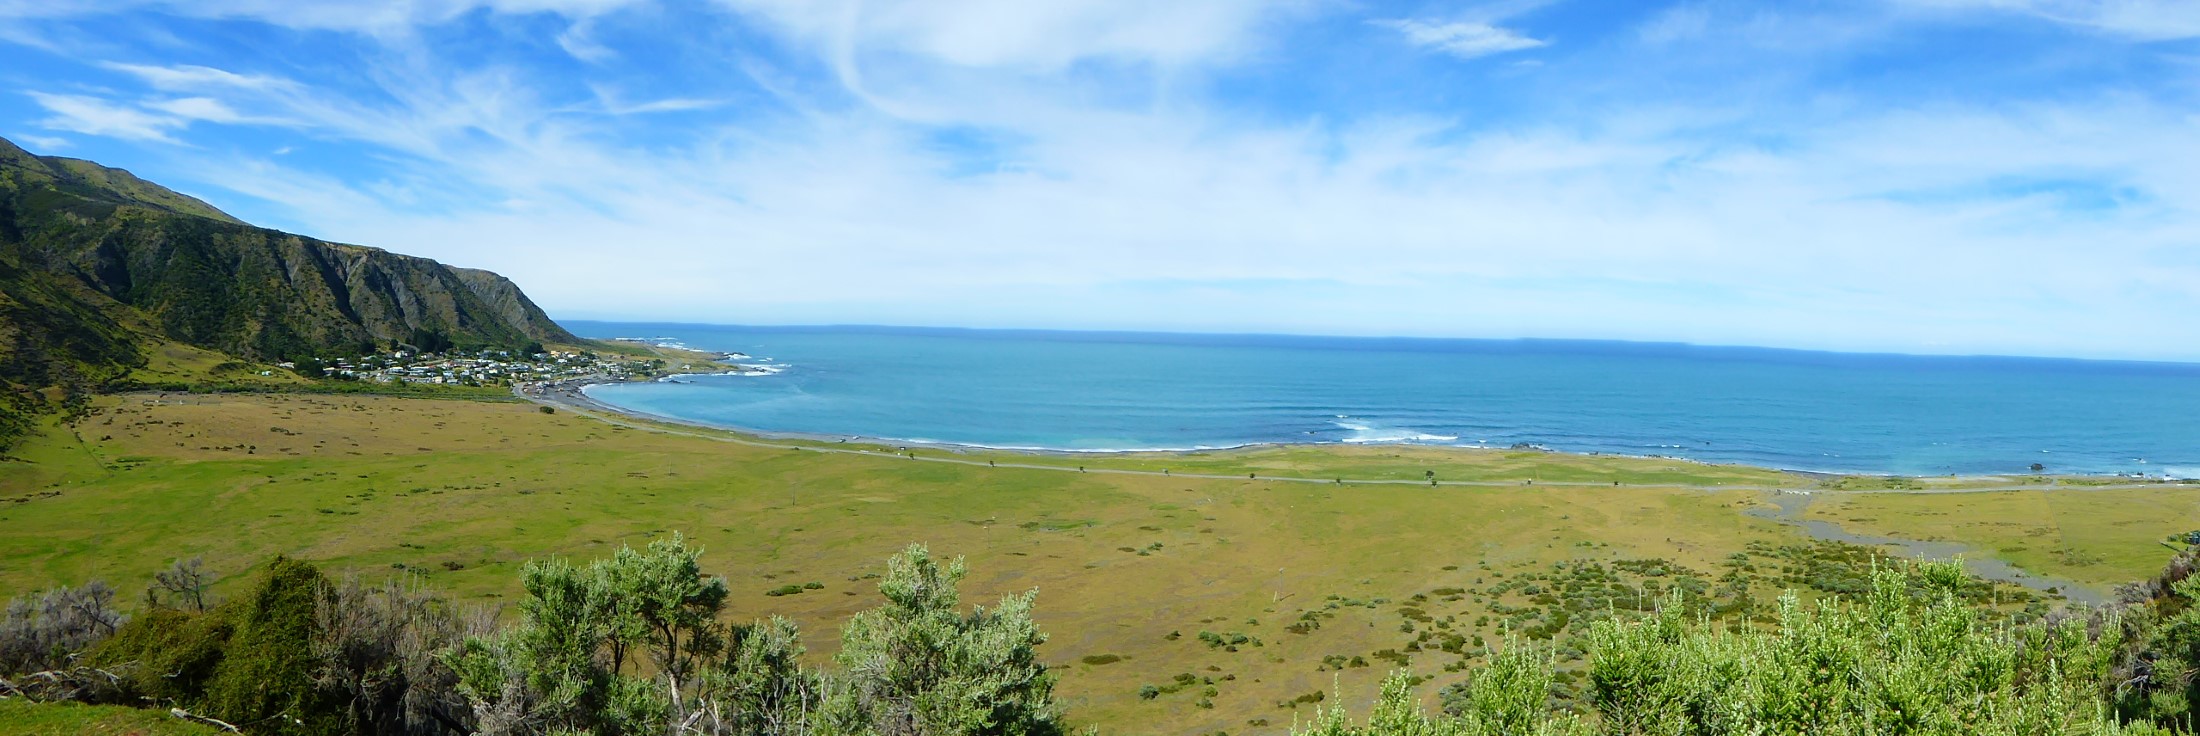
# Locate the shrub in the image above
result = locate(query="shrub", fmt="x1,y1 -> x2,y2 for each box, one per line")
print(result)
1310,560 -> 2157,736
313,574 -> 492,735
202,557 -> 349,735
0,581 -> 124,675
90,606 -> 235,707
831,543 -> 1063,736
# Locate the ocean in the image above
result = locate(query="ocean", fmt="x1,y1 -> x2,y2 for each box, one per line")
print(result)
566,322 -> 2200,477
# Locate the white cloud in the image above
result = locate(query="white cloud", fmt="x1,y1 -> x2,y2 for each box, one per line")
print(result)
1893,0 -> 2200,40
182,82 -> 2199,359
719,0 -> 1308,71
100,62 -> 294,91
1376,18 -> 1547,59
9,132 -> 70,150
586,84 -> 722,115
0,0 -> 648,33
146,96 -> 288,125
16,1 -> 2200,360
1638,3 -> 1713,44
27,92 -> 186,143
555,16 -> 623,61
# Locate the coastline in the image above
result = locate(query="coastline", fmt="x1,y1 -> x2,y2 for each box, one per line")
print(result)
529,372 -> 2200,492
569,327 -> 2200,481
520,374 -> 2169,604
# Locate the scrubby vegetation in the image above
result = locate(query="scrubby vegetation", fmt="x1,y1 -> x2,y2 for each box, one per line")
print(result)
1,537 -> 1058,736
1302,555 -> 2200,735
4,539 -> 2200,735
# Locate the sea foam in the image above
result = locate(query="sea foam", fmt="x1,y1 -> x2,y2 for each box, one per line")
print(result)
1334,419 -> 1459,444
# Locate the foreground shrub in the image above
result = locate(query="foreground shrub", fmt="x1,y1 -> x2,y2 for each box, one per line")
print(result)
313,574 -> 494,735
444,534 -> 730,735
21,537 -> 2200,735
1301,560 -> 2181,736
2113,546 -> 2200,729
90,605 -> 234,707
446,539 -> 1060,736
202,556 -> 345,734
829,544 -> 1061,736
92,557 -> 483,735
0,581 -> 124,675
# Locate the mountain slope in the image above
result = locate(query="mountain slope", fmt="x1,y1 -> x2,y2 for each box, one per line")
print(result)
0,135 -> 581,449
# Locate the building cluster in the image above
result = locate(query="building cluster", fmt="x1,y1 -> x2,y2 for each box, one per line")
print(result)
281,349 -> 663,387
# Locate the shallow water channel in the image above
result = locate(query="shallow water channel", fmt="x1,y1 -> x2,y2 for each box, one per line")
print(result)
1744,491 -> 2109,607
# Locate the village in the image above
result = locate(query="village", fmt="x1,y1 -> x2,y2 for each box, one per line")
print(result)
287,348 -> 667,387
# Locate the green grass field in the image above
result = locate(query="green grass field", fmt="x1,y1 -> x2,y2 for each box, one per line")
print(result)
0,392 -> 2189,734
0,699 -> 220,735
1799,488 -> 2200,590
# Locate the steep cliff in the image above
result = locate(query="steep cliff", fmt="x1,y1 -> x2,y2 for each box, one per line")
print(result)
0,135 -> 582,449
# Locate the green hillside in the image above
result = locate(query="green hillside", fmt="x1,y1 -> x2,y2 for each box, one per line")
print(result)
0,135 -> 579,450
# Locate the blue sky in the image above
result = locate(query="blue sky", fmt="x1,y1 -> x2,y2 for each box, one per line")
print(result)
3,1 -> 2197,361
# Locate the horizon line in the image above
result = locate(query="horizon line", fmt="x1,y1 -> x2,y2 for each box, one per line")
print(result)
555,318 -> 2200,370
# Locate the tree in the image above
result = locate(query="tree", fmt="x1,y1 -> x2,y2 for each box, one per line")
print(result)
314,573 -> 492,735
201,556 -> 349,736
700,616 -> 822,736
0,581 -> 125,675
2112,546 -> 2200,727
446,556 -> 622,735
153,557 -> 216,613
446,535 -> 732,736
597,535 -> 729,683
832,544 -> 1062,736
409,329 -> 455,354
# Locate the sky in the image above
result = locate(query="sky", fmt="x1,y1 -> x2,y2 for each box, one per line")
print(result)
2,1 -> 2197,361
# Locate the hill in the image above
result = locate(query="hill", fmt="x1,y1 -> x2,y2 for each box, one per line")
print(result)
0,135 -> 578,449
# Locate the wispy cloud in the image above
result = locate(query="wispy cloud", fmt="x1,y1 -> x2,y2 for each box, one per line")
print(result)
9,131 -> 69,150
27,92 -> 186,143
100,62 -> 294,91
720,0 -> 1309,71
1374,18 -> 1547,59
144,95 -> 299,126
0,0 -> 649,35
555,17 -> 616,62
1893,0 -> 2200,40
4,1 -> 2198,359
586,84 -> 723,115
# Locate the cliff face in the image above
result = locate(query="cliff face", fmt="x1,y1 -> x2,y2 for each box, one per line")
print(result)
0,135 -> 576,362
0,135 -> 581,448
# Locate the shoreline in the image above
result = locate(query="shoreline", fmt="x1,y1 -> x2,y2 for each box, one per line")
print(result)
529,375 -> 2200,492
554,371 -> 2197,484
567,377 -> 1793,467
520,376 -> 2155,604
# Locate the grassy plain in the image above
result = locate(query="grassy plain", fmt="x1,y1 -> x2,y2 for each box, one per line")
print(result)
1800,488 -> 2200,590
0,699 -> 219,735
0,392 -> 2190,733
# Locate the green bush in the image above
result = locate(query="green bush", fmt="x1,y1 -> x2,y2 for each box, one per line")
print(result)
90,606 -> 235,707
86,557 -> 350,734
2112,548 -> 2200,727
832,543 -> 1063,736
202,557 -> 346,735
1303,560 -> 2172,736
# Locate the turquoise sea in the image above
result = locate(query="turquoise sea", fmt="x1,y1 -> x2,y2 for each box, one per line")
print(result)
567,322 -> 2200,477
